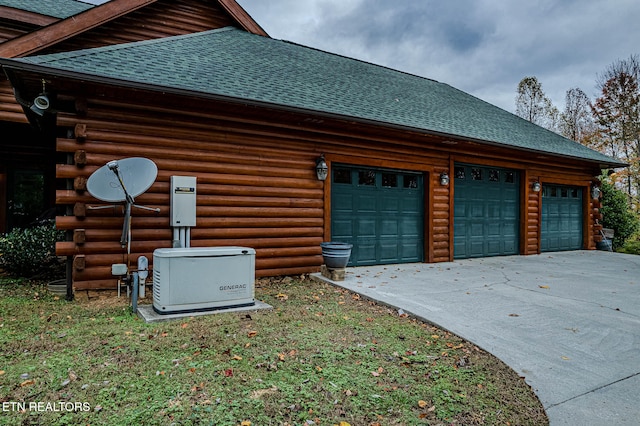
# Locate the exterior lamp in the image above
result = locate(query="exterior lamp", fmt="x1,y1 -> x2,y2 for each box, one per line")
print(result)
532,181 -> 541,192
439,172 -> 450,186
591,185 -> 601,200
315,155 -> 328,181
30,79 -> 51,116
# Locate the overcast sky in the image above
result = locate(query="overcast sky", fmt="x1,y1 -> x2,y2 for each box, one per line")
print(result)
235,0 -> 640,114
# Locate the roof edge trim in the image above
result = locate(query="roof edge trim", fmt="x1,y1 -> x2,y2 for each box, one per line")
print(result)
217,0 -> 268,37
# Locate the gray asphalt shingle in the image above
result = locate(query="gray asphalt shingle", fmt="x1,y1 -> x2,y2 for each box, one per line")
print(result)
11,27 -> 622,166
0,0 -> 94,20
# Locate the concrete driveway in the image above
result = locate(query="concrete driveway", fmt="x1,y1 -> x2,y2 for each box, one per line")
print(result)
312,251 -> 640,425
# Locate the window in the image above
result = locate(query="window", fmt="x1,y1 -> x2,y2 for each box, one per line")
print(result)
504,171 -> 515,183
489,169 -> 500,182
382,173 -> 397,188
471,168 -> 482,181
455,166 -> 465,179
358,170 -> 376,186
403,175 -> 418,189
333,168 -> 351,184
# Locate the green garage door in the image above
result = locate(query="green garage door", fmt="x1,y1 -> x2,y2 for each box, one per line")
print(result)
331,166 -> 424,266
541,185 -> 583,251
454,164 -> 520,259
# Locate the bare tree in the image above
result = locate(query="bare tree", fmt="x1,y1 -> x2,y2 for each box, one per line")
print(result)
515,76 -> 558,131
560,87 -> 593,142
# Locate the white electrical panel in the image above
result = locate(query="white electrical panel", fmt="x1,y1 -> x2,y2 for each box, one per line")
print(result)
170,176 -> 196,227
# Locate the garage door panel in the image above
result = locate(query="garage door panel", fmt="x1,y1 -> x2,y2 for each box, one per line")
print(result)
332,166 -> 424,266
332,219 -> 353,239
470,204 -> 484,218
402,198 -> 422,213
357,195 -> 377,212
357,219 -> 376,237
381,196 -> 399,212
380,219 -> 398,236
333,193 -> 353,212
380,241 -> 399,262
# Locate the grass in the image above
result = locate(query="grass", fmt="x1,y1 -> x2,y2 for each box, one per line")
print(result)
0,276 -> 547,425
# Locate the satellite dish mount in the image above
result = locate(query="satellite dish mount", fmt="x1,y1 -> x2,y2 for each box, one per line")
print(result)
87,157 -> 160,311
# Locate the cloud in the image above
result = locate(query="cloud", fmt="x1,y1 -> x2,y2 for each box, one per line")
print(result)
239,0 -> 640,112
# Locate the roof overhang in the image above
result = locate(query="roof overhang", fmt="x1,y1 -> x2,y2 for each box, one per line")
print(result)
1,60 -> 627,171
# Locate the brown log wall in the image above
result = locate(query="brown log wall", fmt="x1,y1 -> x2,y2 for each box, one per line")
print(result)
54,91 -> 458,290
50,83 -> 603,291
56,99 -> 328,289
42,0 -> 237,54
0,80 -> 27,123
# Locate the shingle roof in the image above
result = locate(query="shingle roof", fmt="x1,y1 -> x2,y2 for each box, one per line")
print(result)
5,27 -> 624,167
0,0 -> 94,19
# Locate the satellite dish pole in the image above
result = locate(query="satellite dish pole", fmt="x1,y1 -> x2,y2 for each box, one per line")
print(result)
87,158 -> 160,311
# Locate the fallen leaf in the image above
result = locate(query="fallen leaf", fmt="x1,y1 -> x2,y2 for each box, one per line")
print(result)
247,331 -> 258,338
561,356 -> 571,360
232,355 -> 243,361
276,293 -> 288,301
20,379 -> 35,387
241,421 -> 252,426
509,313 -> 520,317
278,353 -> 286,362
539,285 -> 550,289
181,323 -> 189,329
418,400 -> 428,408
224,368 -> 234,377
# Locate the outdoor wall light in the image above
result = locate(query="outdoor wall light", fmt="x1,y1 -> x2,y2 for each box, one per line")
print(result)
315,154 -> 328,181
591,185 -> 601,200
439,172 -> 450,186
29,79 -> 51,116
532,181 -> 541,192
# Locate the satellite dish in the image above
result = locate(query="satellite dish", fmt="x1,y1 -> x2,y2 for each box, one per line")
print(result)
87,157 -> 157,202
87,157 -> 159,249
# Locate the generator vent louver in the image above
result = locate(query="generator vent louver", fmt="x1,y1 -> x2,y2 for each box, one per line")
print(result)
152,267 -> 161,303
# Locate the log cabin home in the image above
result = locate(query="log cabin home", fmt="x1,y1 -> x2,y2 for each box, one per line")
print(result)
0,0 -> 625,293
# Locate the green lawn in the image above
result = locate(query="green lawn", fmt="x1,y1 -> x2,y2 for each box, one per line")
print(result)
0,276 -> 547,425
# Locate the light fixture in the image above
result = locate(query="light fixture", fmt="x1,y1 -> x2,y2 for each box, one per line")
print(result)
439,172 -> 450,186
591,185 -> 601,200
532,181 -> 541,192
30,79 -> 51,116
315,154 -> 328,181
